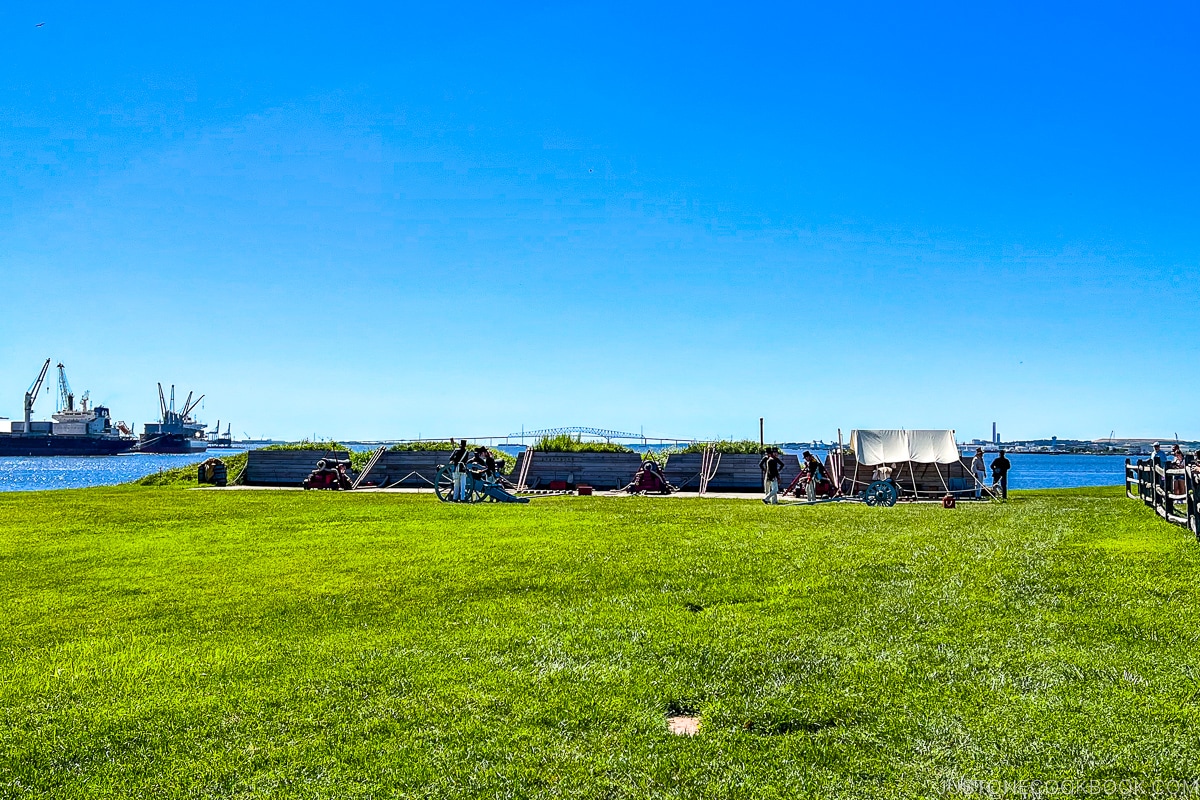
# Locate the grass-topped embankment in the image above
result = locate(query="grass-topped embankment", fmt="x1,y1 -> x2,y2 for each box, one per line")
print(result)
1,487 -> 1198,797
134,441 -> 355,488
533,434 -> 632,452
134,451 -> 250,488
678,439 -> 769,454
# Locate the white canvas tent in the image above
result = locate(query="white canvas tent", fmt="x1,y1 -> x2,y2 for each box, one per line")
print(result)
848,429 -> 960,466
843,429 -> 970,499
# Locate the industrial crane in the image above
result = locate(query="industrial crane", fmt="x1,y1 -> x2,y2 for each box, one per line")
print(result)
24,358 -> 51,430
56,363 -> 75,412
156,383 -> 204,424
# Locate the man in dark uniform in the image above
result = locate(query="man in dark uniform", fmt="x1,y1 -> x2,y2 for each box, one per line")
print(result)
471,446 -> 496,479
760,447 -> 783,505
802,451 -> 826,502
991,449 -> 1012,499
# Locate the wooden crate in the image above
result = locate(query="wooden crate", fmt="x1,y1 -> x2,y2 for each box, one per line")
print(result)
245,450 -> 350,487
663,453 -> 801,491
509,451 -> 643,490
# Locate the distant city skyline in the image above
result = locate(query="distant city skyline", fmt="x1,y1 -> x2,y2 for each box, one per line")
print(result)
2,2 -> 1197,441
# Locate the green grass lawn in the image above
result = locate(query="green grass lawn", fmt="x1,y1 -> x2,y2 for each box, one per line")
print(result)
1,487 -> 1198,798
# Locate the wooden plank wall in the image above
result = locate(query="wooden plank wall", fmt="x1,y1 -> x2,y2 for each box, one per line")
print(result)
374,451 -> 452,487
509,451 -> 643,490
245,450 -> 350,487
839,452 -> 974,497
664,453 -> 801,491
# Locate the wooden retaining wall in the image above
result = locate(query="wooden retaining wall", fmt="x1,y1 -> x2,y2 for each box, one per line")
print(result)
839,452 -> 975,498
1126,458 -> 1200,539
372,450 -> 452,488
663,453 -> 801,492
509,451 -> 642,490
245,450 -> 350,487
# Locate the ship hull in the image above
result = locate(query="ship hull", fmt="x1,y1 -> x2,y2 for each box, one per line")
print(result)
136,434 -> 208,454
0,434 -> 135,457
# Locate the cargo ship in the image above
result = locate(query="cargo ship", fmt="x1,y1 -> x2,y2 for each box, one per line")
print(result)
136,383 -> 208,454
0,359 -> 136,456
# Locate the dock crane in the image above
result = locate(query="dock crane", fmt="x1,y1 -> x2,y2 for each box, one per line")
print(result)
24,358 -> 51,431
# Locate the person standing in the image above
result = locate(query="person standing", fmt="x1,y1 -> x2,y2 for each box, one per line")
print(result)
1171,444 -> 1187,498
971,447 -> 987,499
449,439 -> 468,501
760,447 -> 783,505
802,451 -> 826,502
991,449 -> 1012,500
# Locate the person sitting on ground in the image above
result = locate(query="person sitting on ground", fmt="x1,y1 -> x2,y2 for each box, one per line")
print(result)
760,447 -> 783,505
802,451 -> 826,502
336,463 -> 353,490
991,449 -> 1012,500
970,447 -> 987,500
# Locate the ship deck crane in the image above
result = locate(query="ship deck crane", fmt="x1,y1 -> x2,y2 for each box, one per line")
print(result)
56,363 -> 75,412
24,358 -> 51,430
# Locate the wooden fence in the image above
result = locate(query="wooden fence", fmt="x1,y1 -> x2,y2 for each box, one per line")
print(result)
1126,458 -> 1200,539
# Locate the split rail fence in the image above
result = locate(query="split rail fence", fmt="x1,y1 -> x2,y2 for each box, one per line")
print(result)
1126,458 -> 1200,539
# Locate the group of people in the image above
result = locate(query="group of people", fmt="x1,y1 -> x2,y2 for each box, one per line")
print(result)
1151,441 -> 1188,467
969,447 -> 1012,500
759,448 -> 831,504
446,439 -> 505,501
757,446 -> 1018,505
1150,441 -> 1192,497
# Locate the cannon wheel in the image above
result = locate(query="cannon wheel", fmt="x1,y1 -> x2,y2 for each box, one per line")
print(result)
435,464 -> 455,502
863,480 -> 898,507
436,464 -> 491,503
465,472 -> 488,503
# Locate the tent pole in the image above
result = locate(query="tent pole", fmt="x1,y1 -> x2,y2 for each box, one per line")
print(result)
837,428 -> 844,494
908,460 -> 919,499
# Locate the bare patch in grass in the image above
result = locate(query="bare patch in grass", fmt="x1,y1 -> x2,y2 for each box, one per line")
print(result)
666,699 -> 701,736
667,714 -> 700,736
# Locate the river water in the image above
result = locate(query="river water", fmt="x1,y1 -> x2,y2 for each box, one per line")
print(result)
0,451 -> 1132,493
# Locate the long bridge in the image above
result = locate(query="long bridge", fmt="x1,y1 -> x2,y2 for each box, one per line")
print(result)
504,426 -> 698,444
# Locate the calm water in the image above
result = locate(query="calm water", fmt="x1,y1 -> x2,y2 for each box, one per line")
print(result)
0,450 -> 1131,493
0,451 -> 244,492
984,453 -> 1132,490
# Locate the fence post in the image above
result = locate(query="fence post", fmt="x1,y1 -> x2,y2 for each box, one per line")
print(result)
1187,464 -> 1199,540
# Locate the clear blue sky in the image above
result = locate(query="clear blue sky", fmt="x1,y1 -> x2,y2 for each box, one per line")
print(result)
2,2 -> 1197,442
